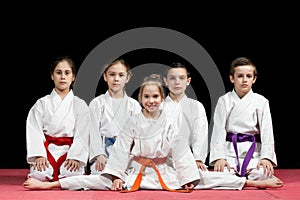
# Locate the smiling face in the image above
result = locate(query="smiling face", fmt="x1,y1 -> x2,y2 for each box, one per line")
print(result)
141,84 -> 163,115
230,65 -> 257,98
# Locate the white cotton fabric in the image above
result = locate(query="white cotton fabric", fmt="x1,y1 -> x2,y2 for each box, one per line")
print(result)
88,91 -> 141,174
209,89 -> 277,180
26,89 -> 90,180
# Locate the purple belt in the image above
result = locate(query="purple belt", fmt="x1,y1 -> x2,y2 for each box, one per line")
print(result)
226,132 -> 260,177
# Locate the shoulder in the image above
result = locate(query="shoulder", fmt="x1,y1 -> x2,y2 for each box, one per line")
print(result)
73,96 -> 89,112
252,92 -> 269,106
186,97 -> 204,107
185,98 -> 207,118
89,94 -> 105,106
222,91 -> 232,98
212,92 -> 231,109
124,93 -> 138,103
30,95 -> 49,111
217,91 -> 232,102
127,96 -> 138,102
73,96 -> 87,104
36,94 -> 49,102
128,97 -> 140,105
186,98 -> 206,113
35,94 -> 52,105
125,96 -> 141,110
252,92 -> 268,101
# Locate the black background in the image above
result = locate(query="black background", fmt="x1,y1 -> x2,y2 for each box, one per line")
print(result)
2,3 -> 299,169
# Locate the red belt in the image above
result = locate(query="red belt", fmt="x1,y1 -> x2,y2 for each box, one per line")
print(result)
44,134 -> 73,181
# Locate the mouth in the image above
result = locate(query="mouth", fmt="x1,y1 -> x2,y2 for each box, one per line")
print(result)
174,87 -> 181,90
147,105 -> 157,109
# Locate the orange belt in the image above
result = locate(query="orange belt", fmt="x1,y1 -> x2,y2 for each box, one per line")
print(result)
121,156 -> 191,193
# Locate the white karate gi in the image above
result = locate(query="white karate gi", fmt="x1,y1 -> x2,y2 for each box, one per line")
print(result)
58,109 -> 246,190
209,89 -> 278,180
26,89 -> 90,181
161,95 -> 209,164
102,110 -> 200,190
161,95 -> 246,190
88,91 -> 141,174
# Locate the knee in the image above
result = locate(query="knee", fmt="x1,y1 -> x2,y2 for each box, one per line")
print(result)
90,162 -> 101,175
248,167 -> 268,180
59,165 -> 85,178
28,165 -> 54,181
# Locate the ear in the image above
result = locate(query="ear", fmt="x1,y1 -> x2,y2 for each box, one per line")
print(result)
125,73 -> 131,83
103,73 -> 108,82
252,75 -> 257,84
186,77 -> 191,86
229,75 -> 234,83
163,77 -> 168,86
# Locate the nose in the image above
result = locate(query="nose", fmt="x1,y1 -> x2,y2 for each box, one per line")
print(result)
149,97 -> 155,103
114,75 -> 120,81
61,73 -> 66,79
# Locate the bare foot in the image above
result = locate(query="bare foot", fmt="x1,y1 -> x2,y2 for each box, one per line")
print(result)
246,177 -> 283,189
23,178 -> 52,190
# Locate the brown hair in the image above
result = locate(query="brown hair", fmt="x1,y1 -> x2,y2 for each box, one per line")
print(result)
165,62 -> 190,78
50,56 -> 76,89
229,57 -> 257,77
138,74 -> 165,103
103,58 -> 132,77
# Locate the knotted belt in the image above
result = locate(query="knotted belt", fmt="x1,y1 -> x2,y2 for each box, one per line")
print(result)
121,156 -> 191,193
44,134 -> 73,181
226,132 -> 261,177
105,137 -> 116,156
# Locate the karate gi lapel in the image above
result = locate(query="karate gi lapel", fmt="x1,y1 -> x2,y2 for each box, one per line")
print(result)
47,89 -> 74,133
227,89 -> 254,125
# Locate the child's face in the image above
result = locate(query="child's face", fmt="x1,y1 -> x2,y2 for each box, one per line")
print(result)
141,84 -> 162,114
51,60 -> 75,92
104,63 -> 129,94
229,65 -> 256,98
164,68 -> 191,96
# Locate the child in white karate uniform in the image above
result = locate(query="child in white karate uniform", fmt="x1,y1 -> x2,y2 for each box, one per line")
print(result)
88,58 -> 141,174
26,56 -> 90,181
210,57 -> 279,181
161,62 -> 208,171
22,73 -> 283,191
